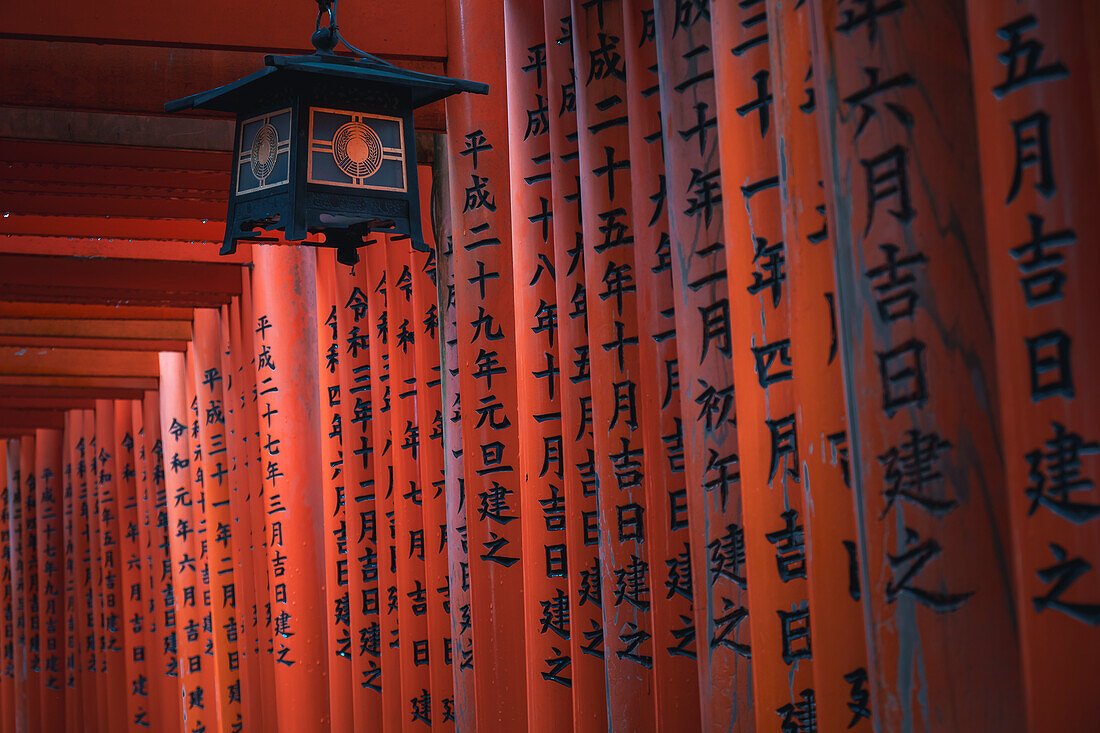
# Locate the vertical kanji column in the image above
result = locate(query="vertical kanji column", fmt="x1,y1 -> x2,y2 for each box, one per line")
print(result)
250,243 -> 331,730
113,401 -> 148,731
1,441 -> 15,733
363,240 -> 402,730
813,0 -> 1026,728
76,410 -> 100,733
192,308 -> 243,731
571,1 -> 656,726
159,352 -> 216,732
445,0 -> 528,727
217,303 -> 263,732
387,238 -> 435,731
541,4 -> 607,728
61,418 -> 78,733
238,269 -> 280,729
768,0 -> 871,728
626,1 -> 700,726
20,434 -> 41,733
504,0 -> 575,724
34,428 -> 64,732
333,257 -> 383,726
410,183 -> 455,730
132,398 -> 164,731
95,400 -> 127,732
967,1 -> 1100,728
314,250 -> 354,732
6,438 -> 27,733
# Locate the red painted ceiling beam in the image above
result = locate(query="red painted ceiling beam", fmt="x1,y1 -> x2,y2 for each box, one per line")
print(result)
0,214 -> 225,243
0,302 -> 195,321
0,346 -> 159,377
0,336 -> 187,352
0,408 -> 65,430
0,375 -> 158,390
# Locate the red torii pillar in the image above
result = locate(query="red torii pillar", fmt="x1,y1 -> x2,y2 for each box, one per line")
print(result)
7,438 -> 27,733
332,253 -> 384,727
767,0 -> 871,728
0,441 -> 14,733
625,1 -> 701,726
158,351 -> 216,732
813,0 -> 1026,728
540,2 -> 607,728
967,1 -> 1100,728
445,0 -> 529,727
249,243 -> 331,731
76,410 -> 100,733
20,434 -> 41,733
314,250 -> 354,732
192,309 -> 244,731
34,428 -> 64,733
503,1 -> 574,727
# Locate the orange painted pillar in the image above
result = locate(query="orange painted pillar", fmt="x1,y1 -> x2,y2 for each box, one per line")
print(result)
131,398 -> 161,731
238,268 -> 279,729
503,0 -> 574,727
625,1 -> 701,727
0,442 -> 14,733
159,352 -> 216,732
386,237 -> 436,731
571,0 -> 657,727
217,302 -> 264,733
812,0 -> 1026,728
95,399 -> 128,733
540,3 -> 607,728
142,391 -> 184,732
434,175 -> 477,731
34,428 -> 64,731
713,1 -> 819,727
332,254 -> 383,728
61,414 -> 81,733
7,438 -> 27,733
191,308 -> 244,732
185,344 -> 220,731
114,401 -> 150,731
75,410 -> 100,733
314,249 -> 354,732
362,240 -> 402,731
966,1 -> 1100,728
767,0 -> 871,728
87,409 -> 110,733
445,0 -> 529,727
20,435 -> 41,733
409,201 -> 455,730
653,4 -> 755,728
249,243 -> 331,730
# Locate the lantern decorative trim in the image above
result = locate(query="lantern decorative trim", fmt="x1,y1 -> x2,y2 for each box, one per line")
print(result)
165,0 -> 487,265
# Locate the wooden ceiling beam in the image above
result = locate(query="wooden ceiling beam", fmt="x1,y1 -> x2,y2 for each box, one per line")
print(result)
0,375 -> 159,390
0,346 -> 159,377
0,318 -> 192,340
0,302 -> 195,321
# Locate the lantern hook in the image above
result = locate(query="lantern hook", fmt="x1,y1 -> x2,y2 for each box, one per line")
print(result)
312,0 -> 391,65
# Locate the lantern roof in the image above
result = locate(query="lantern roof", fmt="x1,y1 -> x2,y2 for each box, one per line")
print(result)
165,51 -> 488,114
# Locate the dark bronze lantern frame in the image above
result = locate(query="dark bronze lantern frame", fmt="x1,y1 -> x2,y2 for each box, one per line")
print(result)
166,0 -> 486,264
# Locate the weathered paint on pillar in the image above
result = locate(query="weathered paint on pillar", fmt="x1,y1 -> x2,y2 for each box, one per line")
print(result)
571,1 -> 656,726
540,3 -> 607,728
250,243 -> 331,731
813,0 -> 1026,728
768,0 -> 872,728
192,309 -> 243,731
503,0 -> 575,726
314,249 -> 355,732
159,352 -> 215,732
966,1 -> 1100,729
332,255 -> 384,728
111,402 -> 147,731
32,428 -> 63,733
362,239 -> 403,731
445,0 -> 529,727
625,1 -> 700,727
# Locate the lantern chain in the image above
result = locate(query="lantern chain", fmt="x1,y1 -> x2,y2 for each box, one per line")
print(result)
312,0 -> 382,63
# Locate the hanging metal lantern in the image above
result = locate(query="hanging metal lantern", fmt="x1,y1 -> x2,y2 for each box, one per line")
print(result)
165,0 -> 486,264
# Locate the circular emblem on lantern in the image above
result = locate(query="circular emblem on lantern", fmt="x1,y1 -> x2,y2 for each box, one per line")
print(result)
332,121 -> 383,179
250,123 -> 280,181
